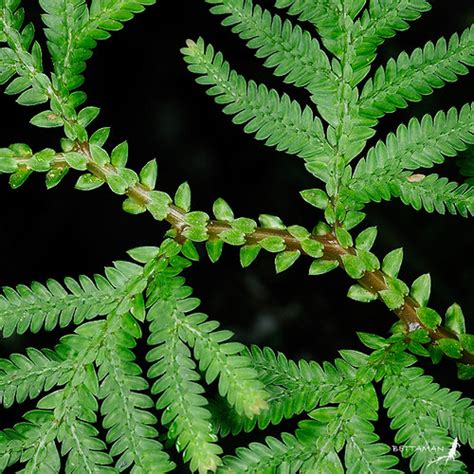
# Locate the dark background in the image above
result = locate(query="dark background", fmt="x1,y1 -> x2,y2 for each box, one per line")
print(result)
0,0 -> 473,470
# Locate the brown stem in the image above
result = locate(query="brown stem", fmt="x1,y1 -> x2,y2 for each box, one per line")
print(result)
80,144 -> 474,366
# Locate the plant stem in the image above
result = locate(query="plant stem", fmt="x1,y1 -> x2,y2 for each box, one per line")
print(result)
81,143 -> 474,367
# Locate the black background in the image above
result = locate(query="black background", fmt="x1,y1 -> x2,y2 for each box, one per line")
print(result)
0,0 -> 473,470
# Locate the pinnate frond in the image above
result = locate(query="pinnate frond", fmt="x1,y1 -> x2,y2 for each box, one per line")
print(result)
98,312 -> 175,472
0,347 -> 73,408
0,409 -> 58,472
353,104 -> 474,180
40,0 -> 156,92
351,0 -> 431,80
344,104 -> 474,216
147,303 -> 223,473
273,0 -> 362,58
182,38 -> 333,181
0,260 -> 146,337
0,0 -> 50,106
383,366 -> 470,471
205,0 -> 337,115
179,312 -> 269,419
347,171 -> 474,217
360,26 -> 474,119
221,432 -> 312,473
210,345 -> 330,436
146,274 -> 223,472
58,387 -> 115,473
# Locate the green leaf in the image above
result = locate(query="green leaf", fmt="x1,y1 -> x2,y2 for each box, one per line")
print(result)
77,106 -> 100,127
343,211 -> 366,230
309,259 -> 338,275
90,127 -> 111,147
45,166 -> 68,189
64,152 -> 87,171
259,236 -> 286,253
355,227 -> 377,251
240,245 -> 260,267
287,225 -> 310,240
437,338 -> 463,359
0,156 -> 18,173
445,303 -> 466,335
300,188 -> 329,209
206,239 -> 224,263
30,110 -> 63,128
232,217 -> 257,234
259,214 -> 286,229
127,246 -> 160,263
219,229 -> 246,246
17,88 -> 48,106
110,141 -> 128,168
301,239 -> 324,258
10,169 -> 33,188
356,250 -> 380,272
459,334 -> 474,355
347,284 -> 377,303
140,159 -> 158,190
335,227 -> 353,248
107,174 -> 128,195
175,182 -> 191,212
75,173 -> 104,191
341,254 -> 365,279
382,248 -> 403,278
410,274 -> 431,307
147,191 -> 172,221
213,198 -> 234,221
123,198 -> 146,215
185,211 -> 209,226
89,144 -> 110,166
417,307 -> 442,329
275,250 -> 300,273
357,332 -> 388,350
379,289 -> 405,310
181,240 -> 200,261
457,363 -> 474,380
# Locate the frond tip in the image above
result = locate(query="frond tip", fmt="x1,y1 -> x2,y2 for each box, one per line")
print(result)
181,37 -> 334,181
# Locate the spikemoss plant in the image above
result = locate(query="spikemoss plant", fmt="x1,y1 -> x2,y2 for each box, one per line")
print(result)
0,0 -> 473,472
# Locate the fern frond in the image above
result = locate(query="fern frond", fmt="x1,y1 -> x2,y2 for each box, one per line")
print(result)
182,38 -> 333,181
0,347 -> 73,408
344,415 -> 401,473
58,387 -> 115,473
40,0 -> 156,93
383,366 -> 470,472
360,26 -> 474,119
345,103 -> 474,212
221,432 -> 312,473
0,410 -> 57,472
40,0 -> 90,92
210,346 -> 345,436
147,296 -> 223,472
178,311 -> 269,419
205,0 -> 338,115
0,1 -> 51,106
99,312 -> 175,472
354,104 -> 474,179
0,260 -> 145,337
347,172 -> 474,216
351,0 -> 431,80
273,0 -> 362,59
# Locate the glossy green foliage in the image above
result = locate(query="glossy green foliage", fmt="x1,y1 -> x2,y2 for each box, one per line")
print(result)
0,0 -> 473,472
40,0 -> 156,92
0,260 -> 145,337
182,38 -> 333,181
